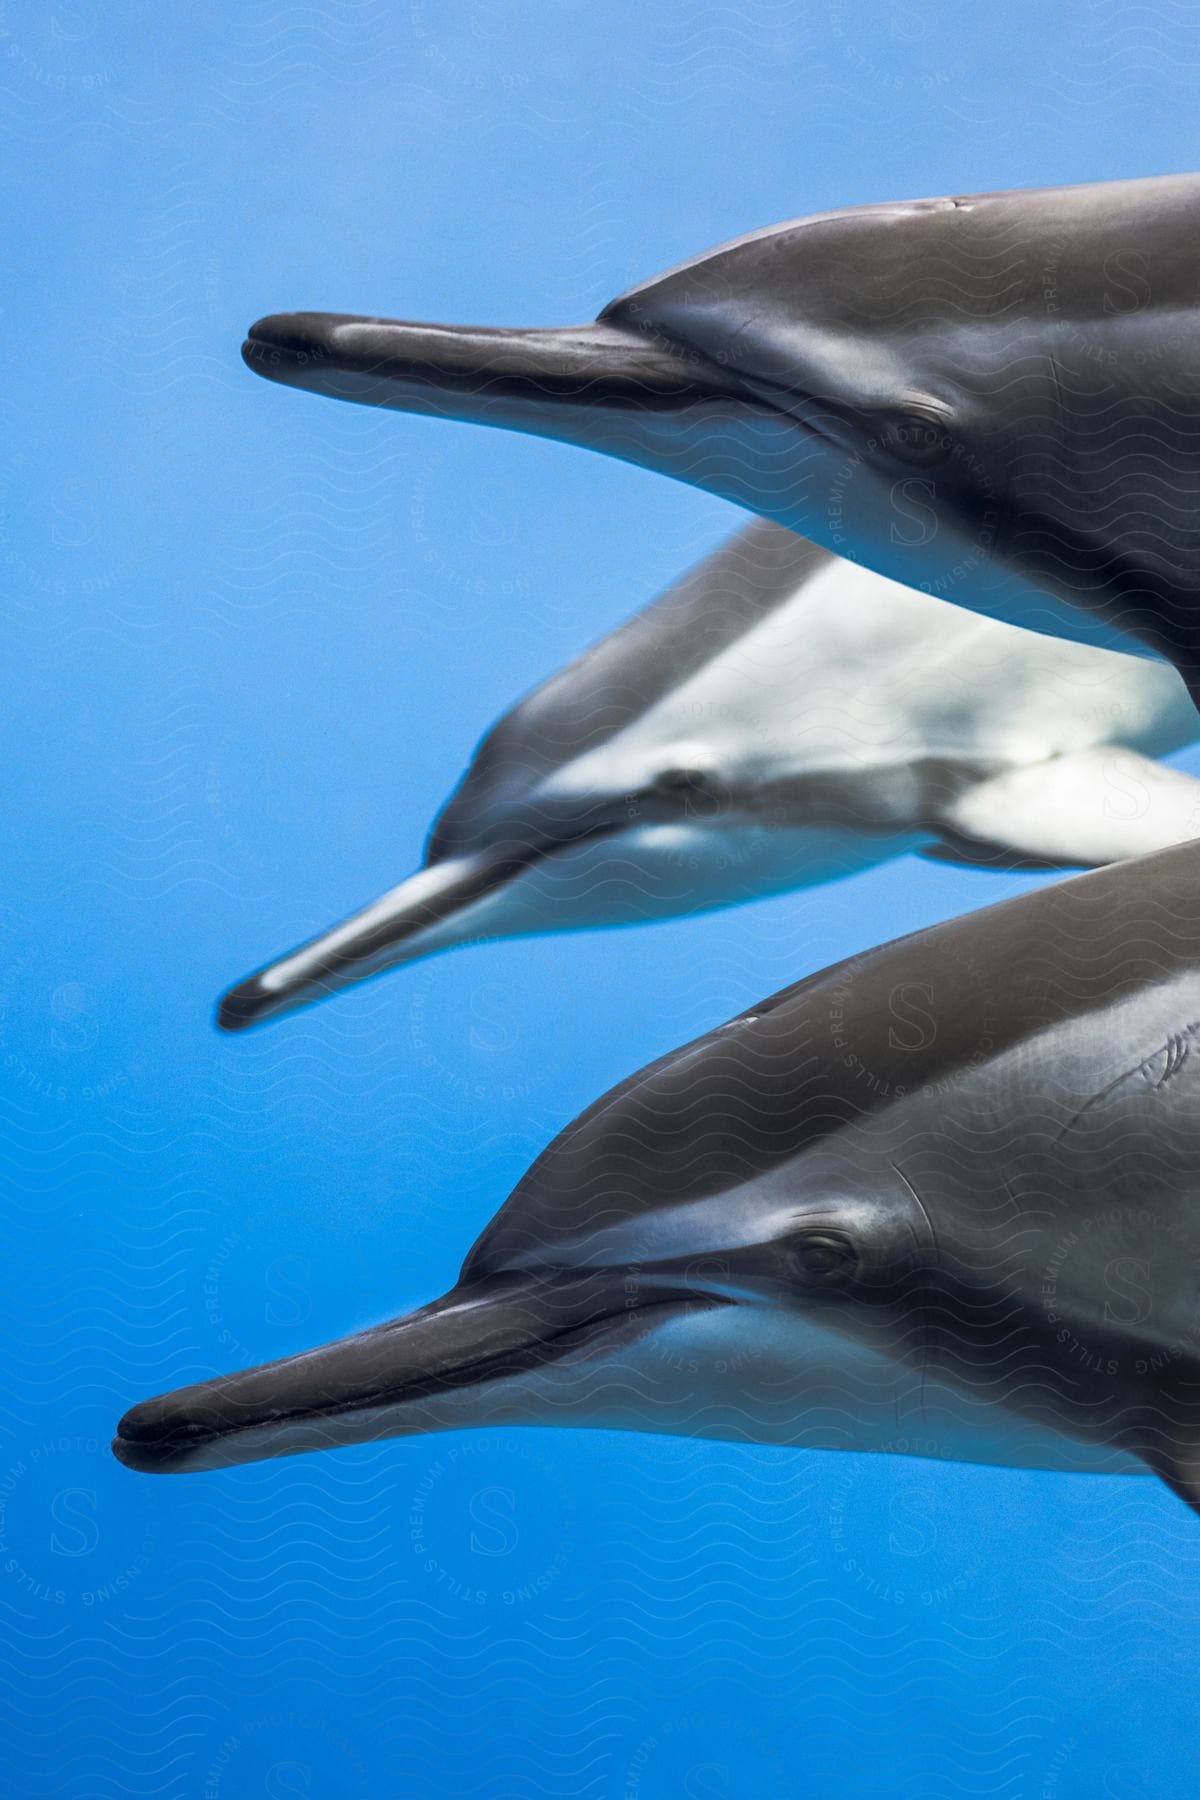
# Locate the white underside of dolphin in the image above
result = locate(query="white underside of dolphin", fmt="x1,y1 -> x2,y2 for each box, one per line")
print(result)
217,522 -> 1200,1031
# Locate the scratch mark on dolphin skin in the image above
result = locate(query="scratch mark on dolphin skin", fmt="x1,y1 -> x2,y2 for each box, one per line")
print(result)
1151,1031 -> 1191,1088
891,1162 -> 938,1260
1052,1020 -> 1200,1143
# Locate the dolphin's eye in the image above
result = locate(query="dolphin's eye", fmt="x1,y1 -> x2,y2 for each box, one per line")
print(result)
876,410 -> 954,467
791,1229 -> 858,1282
654,767 -> 728,819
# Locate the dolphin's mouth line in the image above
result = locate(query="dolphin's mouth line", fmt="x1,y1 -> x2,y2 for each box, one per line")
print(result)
303,820 -> 626,973
420,817 -> 628,918
338,815 -> 633,964
217,819 -> 631,1031
240,315 -> 797,422
114,1290 -> 728,1466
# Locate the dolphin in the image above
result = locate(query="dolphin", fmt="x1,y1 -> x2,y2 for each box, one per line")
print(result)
216,521 -> 1200,1032
119,841 -> 1200,1514
241,172 -> 1200,696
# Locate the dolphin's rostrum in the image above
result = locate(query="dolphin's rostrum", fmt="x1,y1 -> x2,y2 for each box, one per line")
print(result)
217,521 -> 1200,1031
242,173 -> 1200,698
122,842 -> 1200,1515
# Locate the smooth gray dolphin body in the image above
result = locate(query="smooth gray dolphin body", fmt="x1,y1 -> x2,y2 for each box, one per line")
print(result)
241,173 -> 1200,696
217,521 -> 1200,1031
120,842 -> 1200,1515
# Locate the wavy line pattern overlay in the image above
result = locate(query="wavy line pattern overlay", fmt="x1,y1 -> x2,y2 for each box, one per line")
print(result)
3,4 -> 1200,1797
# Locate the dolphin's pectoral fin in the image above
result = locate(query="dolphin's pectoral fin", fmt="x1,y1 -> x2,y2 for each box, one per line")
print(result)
932,749 -> 1200,871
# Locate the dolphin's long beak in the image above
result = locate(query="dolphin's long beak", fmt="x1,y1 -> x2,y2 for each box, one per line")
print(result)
241,312 -> 751,425
217,852 -> 499,1031
217,819 -> 619,1031
113,1272 -> 714,1474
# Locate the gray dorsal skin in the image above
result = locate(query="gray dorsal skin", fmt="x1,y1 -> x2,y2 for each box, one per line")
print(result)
216,520 -> 1200,1031
119,841 -> 1200,1518
240,173 -> 1200,699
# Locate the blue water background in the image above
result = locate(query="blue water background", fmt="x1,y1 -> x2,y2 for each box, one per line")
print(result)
2,4 -> 1199,1794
